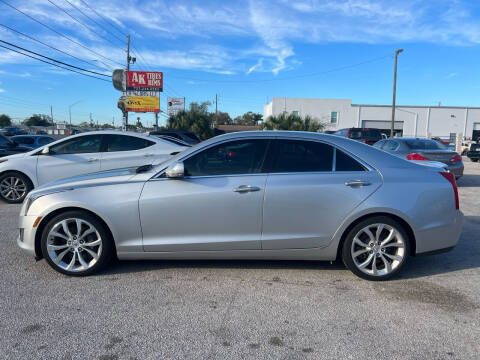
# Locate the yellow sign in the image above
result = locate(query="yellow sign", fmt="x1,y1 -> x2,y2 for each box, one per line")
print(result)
118,96 -> 159,113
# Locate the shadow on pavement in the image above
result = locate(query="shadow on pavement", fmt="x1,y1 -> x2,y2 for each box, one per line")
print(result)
101,216 -> 480,280
457,173 -> 480,187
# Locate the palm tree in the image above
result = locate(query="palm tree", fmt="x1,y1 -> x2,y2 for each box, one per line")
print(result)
261,113 -> 326,132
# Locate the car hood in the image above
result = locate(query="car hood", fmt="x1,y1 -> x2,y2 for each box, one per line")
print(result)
0,148 -> 36,159
32,167 -> 142,195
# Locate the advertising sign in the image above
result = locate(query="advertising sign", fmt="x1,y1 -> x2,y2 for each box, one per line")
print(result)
167,97 -> 185,116
118,96 -> 160,113
127,71 -> 163,91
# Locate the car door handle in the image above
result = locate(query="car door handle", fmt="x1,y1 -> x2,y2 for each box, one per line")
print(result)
87,158 -> 99,162
233,185 -> 261,193
345,180 -> 371,187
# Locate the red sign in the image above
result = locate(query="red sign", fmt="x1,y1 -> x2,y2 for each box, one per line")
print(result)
127,71 -> 163,91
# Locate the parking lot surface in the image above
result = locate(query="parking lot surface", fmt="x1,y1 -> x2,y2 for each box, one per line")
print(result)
0,160 -> 479,360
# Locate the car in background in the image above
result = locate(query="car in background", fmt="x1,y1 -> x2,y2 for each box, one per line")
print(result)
0,133 -> 31,158
374,137 -> 464,179
466,143 -> 480,162
149,130 -> 201,145
0,130 -> 187,203
150,134 -> 192,147
17,131 -> 463,280
334,128 -> 384,145
10,135 -> 55,150
1,126 -> 28,136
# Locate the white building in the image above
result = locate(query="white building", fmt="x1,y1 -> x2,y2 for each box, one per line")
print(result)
264,98 -> 480,140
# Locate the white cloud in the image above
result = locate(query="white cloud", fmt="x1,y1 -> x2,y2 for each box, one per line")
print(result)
0,88 -> 5,93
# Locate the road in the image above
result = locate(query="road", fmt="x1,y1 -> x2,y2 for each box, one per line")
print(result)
0,160 -> 479,359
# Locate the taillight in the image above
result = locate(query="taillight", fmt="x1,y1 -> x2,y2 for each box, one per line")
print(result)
450,154 -> 462,163
361,139 -> 368,144
407,152 -> 429,161
439,172 -> 459,210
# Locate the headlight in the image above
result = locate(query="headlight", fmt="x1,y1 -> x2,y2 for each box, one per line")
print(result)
23,188 -> 73,215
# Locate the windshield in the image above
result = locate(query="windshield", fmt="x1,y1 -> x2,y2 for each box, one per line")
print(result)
349,129 -> 381,140
405,139 -> 447,150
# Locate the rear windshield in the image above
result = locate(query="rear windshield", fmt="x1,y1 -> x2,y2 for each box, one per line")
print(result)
405,139 -> 447,150
349,129 -> 381,140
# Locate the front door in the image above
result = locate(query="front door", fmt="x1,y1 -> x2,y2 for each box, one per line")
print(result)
100,134 -> 157,170
262,139 -> 382,250
139,138 -> 270,252
36,134 -> 102,186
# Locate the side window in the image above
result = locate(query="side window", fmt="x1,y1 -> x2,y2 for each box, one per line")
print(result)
384,141 -> 399,151
50,135 -> 102,155
373,140 -> 385,149
105,135 -> 154,152
183,139 -> 269,176
15,137 -> 35,145
271,140 -> 333,173
0,135 -> 9,147
335,149 -> 365,171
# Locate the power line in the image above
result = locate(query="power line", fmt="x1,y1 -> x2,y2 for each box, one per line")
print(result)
78,0 -> 127,37
0,23 -> 110,72
0,44 -> 110,82
0,39 -> 110,77
0,0 -> 121,69
46,0 -> 120,49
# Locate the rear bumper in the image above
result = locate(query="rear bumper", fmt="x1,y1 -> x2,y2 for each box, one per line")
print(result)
446,163 -> 464,178
415,210 -> 464,255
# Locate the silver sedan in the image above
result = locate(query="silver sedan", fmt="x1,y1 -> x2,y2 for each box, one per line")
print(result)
17,131 -> 464,280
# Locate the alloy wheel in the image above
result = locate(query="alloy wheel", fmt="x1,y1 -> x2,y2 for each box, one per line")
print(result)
46,218 -> 103,272
0,176 -> 27,202
350,223 -> 406,277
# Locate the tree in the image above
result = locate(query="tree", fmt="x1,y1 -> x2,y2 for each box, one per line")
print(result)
101,123 -> 115,129
215,112 -> 233,125
0,114 -> 12,127
261,113 -> 326,132
23,114 -> 53,127
167,101 -> 215,140
234,111 -> 262,126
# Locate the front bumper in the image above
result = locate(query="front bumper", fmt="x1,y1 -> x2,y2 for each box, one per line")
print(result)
17,214 -> 40,257
415,210 -> 464,255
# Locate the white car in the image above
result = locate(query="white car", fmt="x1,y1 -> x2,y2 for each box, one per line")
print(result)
0,130 -> 186,203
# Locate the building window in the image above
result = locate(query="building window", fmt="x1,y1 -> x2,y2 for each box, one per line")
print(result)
292,111 -> 299,117
330,111 -> 338,124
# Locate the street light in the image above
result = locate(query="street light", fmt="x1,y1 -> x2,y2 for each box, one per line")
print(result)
69,100 -> 82,126
390,49 -> 403,138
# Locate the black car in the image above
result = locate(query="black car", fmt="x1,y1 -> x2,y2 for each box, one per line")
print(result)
149,130 -> 200,145
334,128 -> 384,145
467,143 -> 480,162
0,134 -> 31,157
1,126 -> 28,136
10,135 -> 55,150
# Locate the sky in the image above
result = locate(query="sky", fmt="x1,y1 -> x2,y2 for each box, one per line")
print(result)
0,0 -> 479,127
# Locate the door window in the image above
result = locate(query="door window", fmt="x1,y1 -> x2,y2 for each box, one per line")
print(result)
104,134 -> 154,152
271,139 -> 334,173
49,135 -> 102,154
335,149 -> 365,171
13,137 -> 35,145
183,139 -> 269,176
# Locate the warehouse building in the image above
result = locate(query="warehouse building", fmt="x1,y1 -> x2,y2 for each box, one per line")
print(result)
264,98 -> 480,140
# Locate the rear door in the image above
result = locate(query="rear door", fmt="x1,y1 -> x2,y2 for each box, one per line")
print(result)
100,134 -> 158,170
261,139 -> 382,250
36,134 -> 102,185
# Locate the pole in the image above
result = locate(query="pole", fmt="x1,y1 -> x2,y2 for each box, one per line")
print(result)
123,34 -> 130,132
215,93 -> 218,127
155,112 -> 158,131
390,49 -> 403,138
50,105 -> 54,124
69,107 -> 72,126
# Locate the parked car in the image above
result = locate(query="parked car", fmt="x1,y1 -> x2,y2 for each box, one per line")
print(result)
149,130 -> 201,145
334,128 -> 383,145
10,135 -> 55,150
0,130 -> 187,203
150,134 -> 192,147
466,143 -> 480,162
1,126 -> 28,136
0,133 -> 31,158
18,131 -> 463,280
374,138 -> 464,179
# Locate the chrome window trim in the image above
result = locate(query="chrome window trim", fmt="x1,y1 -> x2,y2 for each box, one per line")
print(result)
151,135 -> 375,180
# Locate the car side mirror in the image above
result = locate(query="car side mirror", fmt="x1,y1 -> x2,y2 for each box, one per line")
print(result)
165,161 -> 184,178
41,147 -> 50,155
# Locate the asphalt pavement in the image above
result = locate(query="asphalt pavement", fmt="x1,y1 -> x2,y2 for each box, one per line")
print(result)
0,160 -> 479,360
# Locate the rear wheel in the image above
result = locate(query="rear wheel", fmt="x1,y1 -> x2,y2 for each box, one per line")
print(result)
342,216 -> 410,281
41,211 -> 114,276
0,172 -> 32,203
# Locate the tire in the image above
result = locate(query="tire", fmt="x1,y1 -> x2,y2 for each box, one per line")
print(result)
342,216 -> 410,281
0,172 -> 33,203
41,211 -> 114,276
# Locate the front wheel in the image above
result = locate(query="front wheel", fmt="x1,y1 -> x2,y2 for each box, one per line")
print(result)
41,211 -> 114,276
342,216 -> 410,281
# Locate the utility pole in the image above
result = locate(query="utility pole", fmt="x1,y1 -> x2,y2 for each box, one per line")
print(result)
215,94 -> 218,127
155,112 -> 158,131
50,105 -> 54,124
390,48 -> 403,138
123,34 -> 131,132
